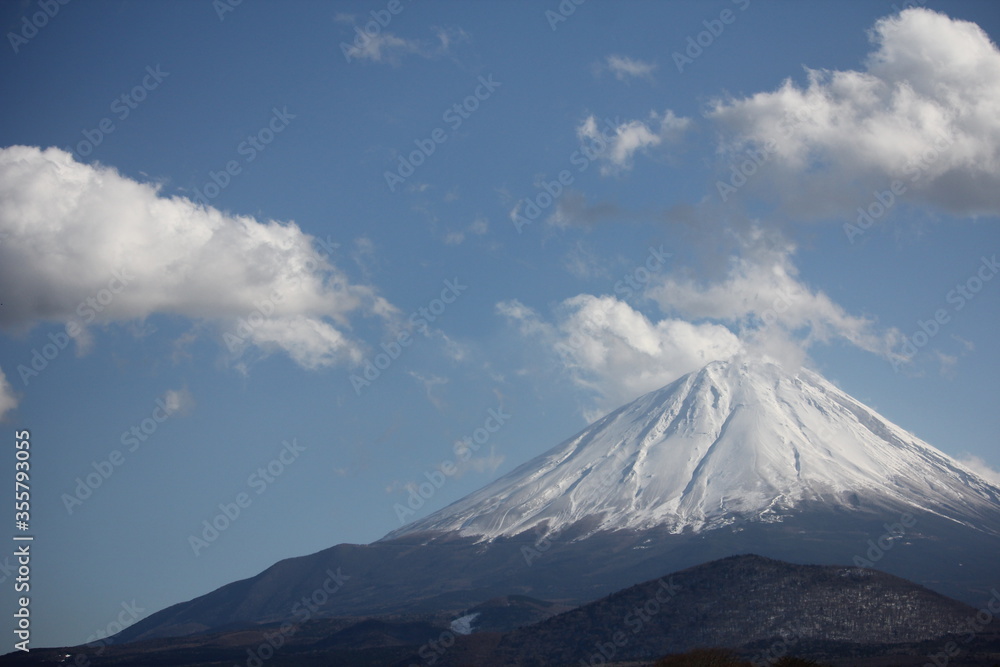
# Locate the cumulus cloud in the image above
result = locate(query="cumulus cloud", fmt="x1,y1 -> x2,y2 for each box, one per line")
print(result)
578,109 -> 690,175
499,228 -> 906,419
648,228 -> 901,367
498,296 -> 742,420
0,367 -> 17,421
0,146 -> 393,370
602,54 -> 657,82
709,8 -> 1000,218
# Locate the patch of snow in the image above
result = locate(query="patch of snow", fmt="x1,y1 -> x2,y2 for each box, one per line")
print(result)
450,612 -> 480,635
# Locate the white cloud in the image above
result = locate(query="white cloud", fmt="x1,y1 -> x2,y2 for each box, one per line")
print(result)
498,296 -> 742,421
0,367 -> 17,421
933,350 -> 958,377
344,31 -> 424,65
578,110 -> 690,175
443,216 -> 489,245
562,241 -> 610,280
162,387 -> 195,416
499,229 -> 904,419
343,26 -> 467,66
0,146 -> 393,370
409,371 -> 448,409
957,454 -> 1000,487
603,54 -> 657,82
647,228 -> 901,364
709,8 -> 1000,217
450,443 -> 505,478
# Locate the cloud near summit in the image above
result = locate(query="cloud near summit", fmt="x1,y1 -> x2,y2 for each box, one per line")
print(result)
499,230 -> 901,421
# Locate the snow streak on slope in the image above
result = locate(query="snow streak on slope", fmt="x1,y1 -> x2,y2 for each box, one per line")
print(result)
385,359 -> 1000,541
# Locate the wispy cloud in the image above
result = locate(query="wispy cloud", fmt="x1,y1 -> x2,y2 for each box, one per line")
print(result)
444,216 -> 489,246
343,26 -> 468,66
161,387 -> 196,416
409,371 -> 448,409
600,54 -> 657,82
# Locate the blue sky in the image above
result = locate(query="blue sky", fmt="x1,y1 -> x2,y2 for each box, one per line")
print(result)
1,0 -> 999,648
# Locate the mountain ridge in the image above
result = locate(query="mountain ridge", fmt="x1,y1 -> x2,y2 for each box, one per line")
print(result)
9,554 -> 998,666
108,357 -> 1000,644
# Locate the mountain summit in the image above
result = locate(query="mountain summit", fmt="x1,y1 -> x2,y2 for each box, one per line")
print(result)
387,358 -> 1000,541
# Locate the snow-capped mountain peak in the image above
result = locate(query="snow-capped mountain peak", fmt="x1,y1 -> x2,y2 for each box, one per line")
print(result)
386,359 -> 1000,541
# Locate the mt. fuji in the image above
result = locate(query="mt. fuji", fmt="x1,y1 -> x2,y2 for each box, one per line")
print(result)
116,358 -> 1000,643
387,358 -> 1000,541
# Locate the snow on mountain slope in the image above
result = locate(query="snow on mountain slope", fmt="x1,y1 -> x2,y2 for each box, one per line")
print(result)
385,359 -> 1000,541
